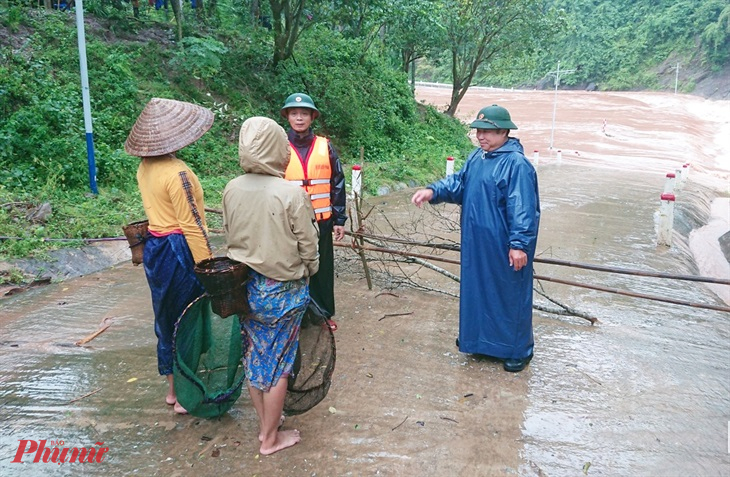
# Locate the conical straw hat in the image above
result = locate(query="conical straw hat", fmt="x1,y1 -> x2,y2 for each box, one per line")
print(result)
124,98 -> 214,157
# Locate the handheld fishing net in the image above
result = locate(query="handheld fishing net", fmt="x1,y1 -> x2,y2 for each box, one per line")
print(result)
173,295 -> 246,418
284,298 -> 336,415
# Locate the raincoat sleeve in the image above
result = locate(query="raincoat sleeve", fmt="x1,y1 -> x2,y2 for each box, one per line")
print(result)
291,189 -> 321,277
168,170 -> 213,263
505,156 -> 540,252
329,141 -> 347,226
428,149 -> 478,205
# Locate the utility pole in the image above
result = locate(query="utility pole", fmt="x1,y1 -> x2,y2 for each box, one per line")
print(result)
75,0 -> 98,194
674,62 -> 680,94
547,61 -> 575,151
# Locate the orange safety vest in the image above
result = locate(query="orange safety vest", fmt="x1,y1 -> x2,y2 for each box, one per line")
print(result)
284,135 -> 332,221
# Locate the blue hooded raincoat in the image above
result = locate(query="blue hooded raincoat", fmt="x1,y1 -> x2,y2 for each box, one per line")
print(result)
428,138 -> 540,360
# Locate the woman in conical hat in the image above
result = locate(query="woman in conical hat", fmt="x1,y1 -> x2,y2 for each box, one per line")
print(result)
125,98 -> 214,414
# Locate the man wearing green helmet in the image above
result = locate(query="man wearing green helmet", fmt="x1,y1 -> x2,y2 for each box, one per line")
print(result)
281,93 -> 347,323
411,104 -> 540,372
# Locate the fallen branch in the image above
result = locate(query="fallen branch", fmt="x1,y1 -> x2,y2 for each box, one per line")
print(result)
346,230 -> 460,251
533,288 -> 599,324
406,256 -> 460,282
67,387 -> 102,404
350,192 -> 373,290
75,317 -> 113,346
533,304 -> 598,325
378,312 -> 413,322
391,415 -> 408,431
334,241 -> 459,265
375,291 -> 400,298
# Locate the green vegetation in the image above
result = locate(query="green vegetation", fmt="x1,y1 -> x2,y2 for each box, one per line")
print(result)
538,0 -> 730,90
1,0 -> 728,268
418,0 -> 730,90
0,5 -> 473,263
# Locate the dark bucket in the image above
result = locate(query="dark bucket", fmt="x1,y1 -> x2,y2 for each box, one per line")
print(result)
122,220 -> 149,266
194,257 -> 249,318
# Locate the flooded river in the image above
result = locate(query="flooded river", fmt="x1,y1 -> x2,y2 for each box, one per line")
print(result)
1,88 -> 729,476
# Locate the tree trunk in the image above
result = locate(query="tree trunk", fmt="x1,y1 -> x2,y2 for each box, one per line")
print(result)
251,0 -> 260,26
410,58 -> 416,93
171,0 -> 183,41
270,0 -> 286,66
401,49 -> 411,74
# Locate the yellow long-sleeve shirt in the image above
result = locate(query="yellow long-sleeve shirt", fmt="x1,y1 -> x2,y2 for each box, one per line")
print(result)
136,156 -> 212,263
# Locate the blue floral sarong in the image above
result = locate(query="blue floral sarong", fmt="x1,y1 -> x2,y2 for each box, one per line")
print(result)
143,233 -> 204,375
242,269 -> 308,392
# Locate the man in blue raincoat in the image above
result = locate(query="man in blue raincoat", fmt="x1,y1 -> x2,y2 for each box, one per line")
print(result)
411,104 -> 540,372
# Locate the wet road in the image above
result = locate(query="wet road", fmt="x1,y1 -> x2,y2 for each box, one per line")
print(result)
1,89 -> 730,476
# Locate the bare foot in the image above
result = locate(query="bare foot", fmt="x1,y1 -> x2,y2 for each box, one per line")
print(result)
173,401 -> 188,415
259,414 -> 286,442
165,394 -> 176,405
260,429 -> 300,455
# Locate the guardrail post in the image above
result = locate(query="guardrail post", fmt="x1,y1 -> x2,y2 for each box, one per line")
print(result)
657,193 -> 675,247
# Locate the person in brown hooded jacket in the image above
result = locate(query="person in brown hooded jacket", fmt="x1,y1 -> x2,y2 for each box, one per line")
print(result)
222,116 -> 319,455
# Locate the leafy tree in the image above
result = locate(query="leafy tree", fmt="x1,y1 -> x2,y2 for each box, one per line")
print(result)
438,0 -> 558,116
269,0 -> 315,66
322,0 -> 388,38
701,2 -> 730,64
384,0 -> 445,74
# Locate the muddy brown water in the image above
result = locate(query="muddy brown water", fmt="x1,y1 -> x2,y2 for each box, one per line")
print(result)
1,88 -> 729,476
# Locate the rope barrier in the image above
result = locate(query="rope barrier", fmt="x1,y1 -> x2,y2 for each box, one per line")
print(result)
3,224 -> 727,312
0,236 -> 126,242
344,231 -> 729,286
533,275 -> 730,313
335,241 -> 730,314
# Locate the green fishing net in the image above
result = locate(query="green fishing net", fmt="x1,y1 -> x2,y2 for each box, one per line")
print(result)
173,295 -> 246,418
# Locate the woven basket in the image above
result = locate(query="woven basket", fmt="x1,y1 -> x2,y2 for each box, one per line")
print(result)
194,257 -> 249,318
122,220 -> 149,266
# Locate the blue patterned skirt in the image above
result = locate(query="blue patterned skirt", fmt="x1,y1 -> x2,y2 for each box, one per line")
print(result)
242,269 -> 309,392
143,233 -> 204,375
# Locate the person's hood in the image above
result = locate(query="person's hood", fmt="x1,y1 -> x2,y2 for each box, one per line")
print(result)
238,117 -> 290,177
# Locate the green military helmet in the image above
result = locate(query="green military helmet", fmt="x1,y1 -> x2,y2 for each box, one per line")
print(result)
280,93 -> 320,119
470,104 -> 518,130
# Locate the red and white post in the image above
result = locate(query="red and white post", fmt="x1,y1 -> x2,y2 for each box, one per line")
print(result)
532,150 -> 539,167
657,193 -> 676,247
349,165 -> 363,233
351,165 -> 362,198
663,172 -> 676,194
446,156 -> 455,177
